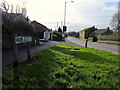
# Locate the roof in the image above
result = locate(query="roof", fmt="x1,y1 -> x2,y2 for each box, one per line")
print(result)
93,29 -> 106,34
90,29 -> 107,37
31,21 -> 50,33
81,27 -> 93,32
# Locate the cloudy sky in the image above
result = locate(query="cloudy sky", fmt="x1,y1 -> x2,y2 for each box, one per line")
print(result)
1,0 -> 119,32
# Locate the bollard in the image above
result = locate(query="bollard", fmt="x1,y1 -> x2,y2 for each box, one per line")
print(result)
85,39 -> 88,48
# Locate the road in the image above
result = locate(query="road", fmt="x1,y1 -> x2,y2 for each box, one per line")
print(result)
66,36 -> 119,55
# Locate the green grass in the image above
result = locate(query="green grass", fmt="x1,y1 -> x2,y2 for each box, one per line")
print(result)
55,39 -> 66,43
2,45 -> 120,88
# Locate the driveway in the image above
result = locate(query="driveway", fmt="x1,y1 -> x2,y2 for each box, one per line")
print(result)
66,36 -> 119,55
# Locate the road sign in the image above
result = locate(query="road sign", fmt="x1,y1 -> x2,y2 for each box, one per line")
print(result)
13,35 -> 32,67
15,36 -> 32,44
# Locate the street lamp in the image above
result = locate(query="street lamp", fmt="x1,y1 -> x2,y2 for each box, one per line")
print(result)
63,1 -> 74,37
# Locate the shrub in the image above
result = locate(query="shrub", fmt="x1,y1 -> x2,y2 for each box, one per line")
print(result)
58,27 -> 62,33
13,18 -> 39,46
14,18 -> 36,36
97,33 -> 120,41
67,32 -> 79,38
53,31 -> 62,41
2,13 -> 38,49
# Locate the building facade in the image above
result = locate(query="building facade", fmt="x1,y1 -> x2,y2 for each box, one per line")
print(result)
31,21 -> 53,41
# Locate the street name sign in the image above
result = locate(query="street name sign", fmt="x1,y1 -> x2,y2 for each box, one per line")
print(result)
15,36 -> 32,44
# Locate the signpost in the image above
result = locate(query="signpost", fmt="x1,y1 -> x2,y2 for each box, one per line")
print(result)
15,36 -> 32,44
85,39 -> 88,48
13,34 -> 32,67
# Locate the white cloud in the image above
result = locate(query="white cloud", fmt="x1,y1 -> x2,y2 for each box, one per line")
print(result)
26,0 -> 65,30
1,0 -> 118,32
66,0 -> 118,32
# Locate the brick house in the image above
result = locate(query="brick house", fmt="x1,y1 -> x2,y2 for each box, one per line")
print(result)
31,21 -> 53,41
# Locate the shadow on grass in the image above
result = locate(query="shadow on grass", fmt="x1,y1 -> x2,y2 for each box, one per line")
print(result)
2,49 -> 58,88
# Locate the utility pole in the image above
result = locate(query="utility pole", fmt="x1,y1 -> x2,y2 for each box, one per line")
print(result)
61,21 -> 63,29
57,22 -> 59,28
63,1 -> 74,33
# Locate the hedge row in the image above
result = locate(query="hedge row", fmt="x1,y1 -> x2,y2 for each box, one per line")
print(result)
97,33 -> 120,41
2,13 -> 39,49
53,31 -> 62,41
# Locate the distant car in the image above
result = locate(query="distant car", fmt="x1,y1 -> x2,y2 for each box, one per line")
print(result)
39,39 -> 45,42
39,39 -> 48,42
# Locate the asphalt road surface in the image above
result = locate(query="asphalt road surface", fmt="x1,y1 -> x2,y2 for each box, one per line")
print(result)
66,36 -> 119,55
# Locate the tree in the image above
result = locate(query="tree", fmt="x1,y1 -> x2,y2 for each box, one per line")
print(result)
53,30 -> 62,40
1,0 -> 9,13
110,10 -> 120,32
1,0 -> 21,13
10,4 -> 13,13
68,31 -> 79,38
58,27 -> 62,33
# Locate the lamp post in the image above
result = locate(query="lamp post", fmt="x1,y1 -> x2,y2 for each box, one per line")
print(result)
63,1 -> 74,37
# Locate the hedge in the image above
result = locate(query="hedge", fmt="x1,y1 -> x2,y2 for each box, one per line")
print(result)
97,33 -> 120,41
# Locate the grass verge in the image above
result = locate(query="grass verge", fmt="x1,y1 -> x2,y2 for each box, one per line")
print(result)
2,45 -> 120,88
55,39 -> 66,43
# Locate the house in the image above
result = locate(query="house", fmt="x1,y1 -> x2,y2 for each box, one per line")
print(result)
79,26 -> 96,39
79,26 -> 113,41
31,21 -> 53,41
90,27 -> 113,37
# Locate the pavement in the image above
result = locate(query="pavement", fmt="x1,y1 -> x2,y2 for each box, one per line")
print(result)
2,42 -> 55,69
66,36 -> 119,55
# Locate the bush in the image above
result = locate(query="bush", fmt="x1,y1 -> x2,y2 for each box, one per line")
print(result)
13,18 -> 39,46
53,31 -> 62,41
97,33 -> 120,41
67,32 -> 79,38
2,13 -> 38,49
14,18 -> 35,35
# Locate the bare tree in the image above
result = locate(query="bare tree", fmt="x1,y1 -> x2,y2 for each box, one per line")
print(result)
110,10 -> 120,32
11,4 -> 13,13
1,0 -> 21,14
1,0 -> 9,13
16,5 -> 19,13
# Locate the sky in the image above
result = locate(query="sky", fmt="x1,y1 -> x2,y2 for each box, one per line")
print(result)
1,0 -> 119,32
